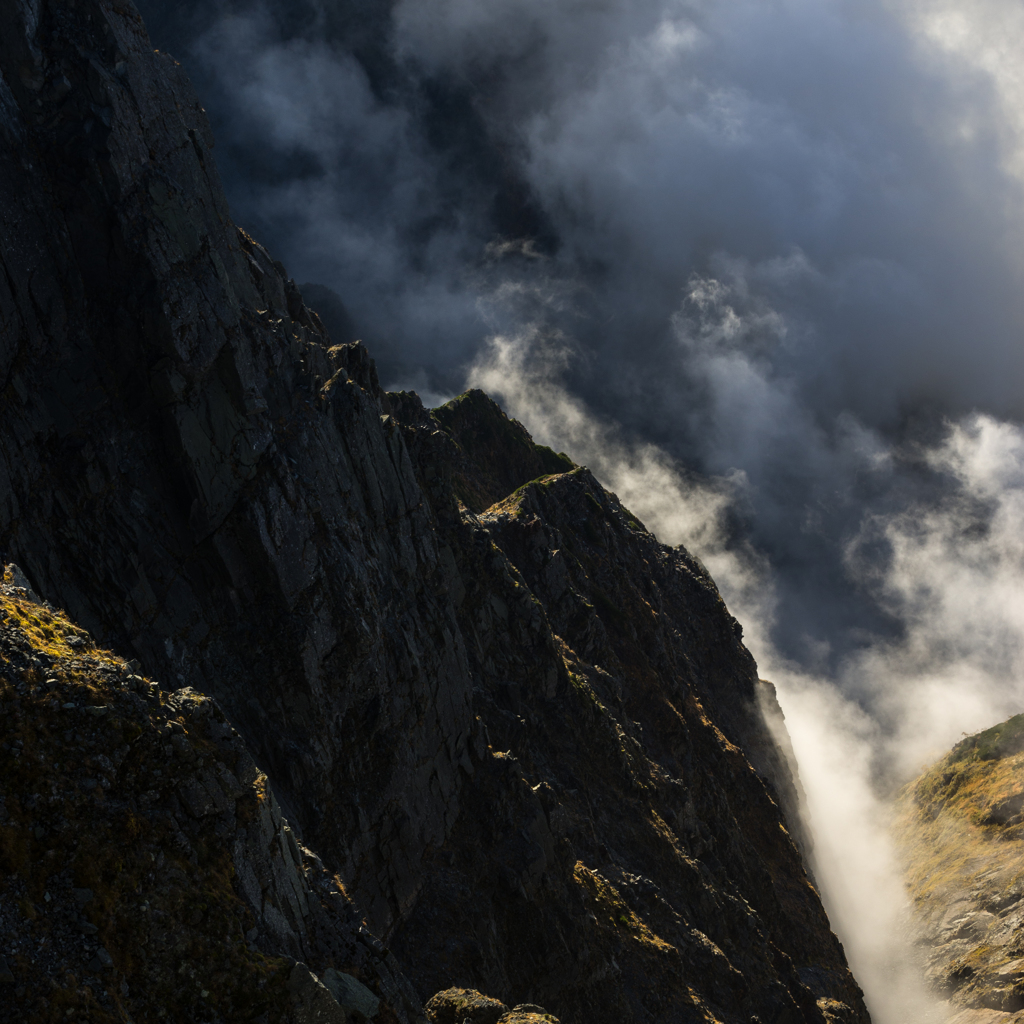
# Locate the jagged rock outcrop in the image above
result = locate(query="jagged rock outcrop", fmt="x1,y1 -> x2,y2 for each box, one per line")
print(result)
0,567 -> 424,1024
423,389 -> 575,514
388,393 -> 864,1022
0,1 -> 868,1022
896,716 -> 1024,1024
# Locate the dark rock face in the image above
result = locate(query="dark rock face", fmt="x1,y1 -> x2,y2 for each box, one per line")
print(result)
0,0 -> 474,947
0,574 -> 423,1024
389,407 -> 862,1022
0,2 -> 868,1022
426,389 -> 575,514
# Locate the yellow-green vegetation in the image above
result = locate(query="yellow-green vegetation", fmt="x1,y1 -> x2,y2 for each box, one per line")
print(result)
1,569 -> 117,672
423,987 -> 561,1024
956,714 -> 1024,763
893,715 -> 1024,1009
505,474 -> 565,505
566,668 -> 607,712
895,735 -> 1024,901
0,589 -> 292,1024
572,862 -> 673,953
648,810 -> 690,867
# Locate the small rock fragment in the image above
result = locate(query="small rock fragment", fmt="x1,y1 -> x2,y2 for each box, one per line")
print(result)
87,946 -> 114,972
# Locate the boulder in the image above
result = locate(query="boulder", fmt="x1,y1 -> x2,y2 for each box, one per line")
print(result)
321,969 -> 380,1021
499,1007 -> 560,1024
425,988 -> 509,1024
288,963 -> 348,1024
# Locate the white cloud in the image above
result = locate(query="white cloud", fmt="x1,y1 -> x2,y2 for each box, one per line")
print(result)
470,328 -> 1024,1023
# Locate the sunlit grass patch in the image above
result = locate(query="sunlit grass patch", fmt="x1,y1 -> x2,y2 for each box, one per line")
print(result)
572,861 -> 674,952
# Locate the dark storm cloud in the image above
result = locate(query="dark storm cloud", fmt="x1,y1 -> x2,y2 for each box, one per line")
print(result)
131,3 -> 1024,1017
134,0 -> 1024,668
136,0 -> 564,389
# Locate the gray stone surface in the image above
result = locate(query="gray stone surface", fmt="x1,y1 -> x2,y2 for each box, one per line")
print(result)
322,969 -> 381,1021
4,564 -> 39,602
289,963 -> 349,1024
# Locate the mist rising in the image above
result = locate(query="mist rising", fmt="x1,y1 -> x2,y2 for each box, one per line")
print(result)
134,0 -> 1024,1019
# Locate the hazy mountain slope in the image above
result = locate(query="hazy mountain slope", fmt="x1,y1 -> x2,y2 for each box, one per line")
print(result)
0,1 -> 866,1021
896,717 -> 1024,1024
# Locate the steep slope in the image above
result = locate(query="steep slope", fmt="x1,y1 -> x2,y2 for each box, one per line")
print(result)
0,0 -> 477,947
425,389 -> 575,513
0,1 -> 866,1022
896,717 -> 1024,1024
377,393 -> 867,1023
0,567 -> 424,1024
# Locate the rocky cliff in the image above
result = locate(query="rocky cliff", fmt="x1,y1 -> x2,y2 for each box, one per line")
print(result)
0,1 -> 867,1021
896,716 -> 1024,1024
0,566 -> 423,1024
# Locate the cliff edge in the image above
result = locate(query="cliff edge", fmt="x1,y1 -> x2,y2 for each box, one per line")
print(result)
0,1 -> 866,1021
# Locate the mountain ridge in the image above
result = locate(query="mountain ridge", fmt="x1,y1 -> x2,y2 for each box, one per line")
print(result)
0,1 -> 867,1021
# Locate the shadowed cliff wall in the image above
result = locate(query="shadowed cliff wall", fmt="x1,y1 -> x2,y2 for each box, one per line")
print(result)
0,2 -> 867,1021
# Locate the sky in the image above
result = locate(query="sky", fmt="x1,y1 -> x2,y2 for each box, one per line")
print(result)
136,1 -> 1024,1018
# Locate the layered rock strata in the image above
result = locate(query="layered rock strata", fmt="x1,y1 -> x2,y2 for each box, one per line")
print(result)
0,1 -> 867,1021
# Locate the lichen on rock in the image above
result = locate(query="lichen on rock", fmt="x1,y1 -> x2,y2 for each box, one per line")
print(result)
896,716 -> 1024,1018
0,577 -> 417,1024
